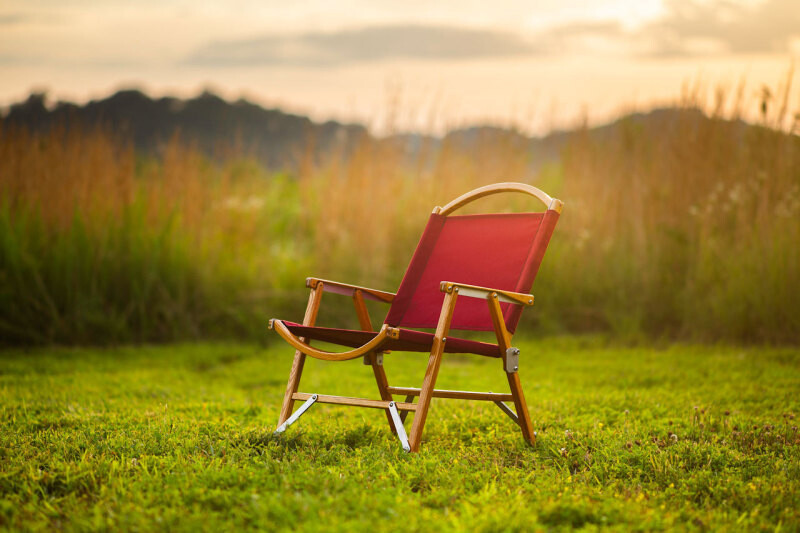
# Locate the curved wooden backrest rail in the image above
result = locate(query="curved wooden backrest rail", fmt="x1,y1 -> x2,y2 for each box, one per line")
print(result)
434,182 -> 563,216
270,319 -> 395,362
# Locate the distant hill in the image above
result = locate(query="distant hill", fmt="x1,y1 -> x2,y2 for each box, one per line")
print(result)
2,89 -> 733,172
1,90 -> 370,170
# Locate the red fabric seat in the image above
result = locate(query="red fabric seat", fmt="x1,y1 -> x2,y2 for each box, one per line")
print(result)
385,211 -> 559,333
281,321 -> 502,358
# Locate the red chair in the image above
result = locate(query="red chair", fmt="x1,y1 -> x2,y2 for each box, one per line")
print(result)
269,183 -> 563,452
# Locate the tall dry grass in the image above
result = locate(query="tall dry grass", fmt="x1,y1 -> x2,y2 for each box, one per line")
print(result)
1,77 -> 798,345
0,126 -> 311,344
552,78 -> 800,341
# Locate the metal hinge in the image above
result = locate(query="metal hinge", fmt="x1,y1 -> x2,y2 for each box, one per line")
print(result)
505,347 -> 520,373
363,352 -> 384,366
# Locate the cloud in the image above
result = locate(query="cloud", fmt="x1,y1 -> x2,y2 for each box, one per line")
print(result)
647,0 -> 800,56
0,13 -> 28,25
537,0 -> 800,57
183,1 -> 799,68
534,21 -> 629,54
185,24 -> 539,67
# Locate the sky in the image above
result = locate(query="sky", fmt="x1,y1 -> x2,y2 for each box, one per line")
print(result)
1,0 -> 798,134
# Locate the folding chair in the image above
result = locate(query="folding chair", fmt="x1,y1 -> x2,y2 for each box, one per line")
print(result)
269,182 -> 563,452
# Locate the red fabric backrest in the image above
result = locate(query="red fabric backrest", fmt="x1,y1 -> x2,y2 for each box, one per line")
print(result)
384,210 -> 560,332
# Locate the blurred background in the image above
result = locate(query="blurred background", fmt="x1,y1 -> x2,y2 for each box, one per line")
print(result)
1,0 -> 798,345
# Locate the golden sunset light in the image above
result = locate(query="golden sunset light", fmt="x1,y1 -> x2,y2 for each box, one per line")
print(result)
2,0 -> 797,132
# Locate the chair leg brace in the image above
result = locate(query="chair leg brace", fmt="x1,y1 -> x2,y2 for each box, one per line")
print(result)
274,394 -> 317,434
274,393 -> 411,452
494,401 -> 520,426
387,402 -> 411,452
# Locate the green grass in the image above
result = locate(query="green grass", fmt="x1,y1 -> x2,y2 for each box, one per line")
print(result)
2,339 -> 799,531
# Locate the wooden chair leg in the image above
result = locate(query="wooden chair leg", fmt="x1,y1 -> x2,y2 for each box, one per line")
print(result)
408,291 -> 457,452
486,292 -> 535,445
399,395 -> 415,423
507,372 -> 535,444
277,283 -> 323,427
351,289 -> 400,435
369,351 -> 399,435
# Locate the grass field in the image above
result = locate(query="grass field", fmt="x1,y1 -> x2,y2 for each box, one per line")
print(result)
1,338 -> 798,531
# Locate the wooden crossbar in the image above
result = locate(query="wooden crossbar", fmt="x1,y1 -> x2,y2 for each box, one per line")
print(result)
293,392 -> 417,411
386,387 -> 513,402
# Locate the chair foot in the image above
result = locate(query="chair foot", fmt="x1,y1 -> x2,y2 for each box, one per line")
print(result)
506,372 -> 536,444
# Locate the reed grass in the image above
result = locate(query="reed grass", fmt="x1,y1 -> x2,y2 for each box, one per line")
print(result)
1,77 -> 798,345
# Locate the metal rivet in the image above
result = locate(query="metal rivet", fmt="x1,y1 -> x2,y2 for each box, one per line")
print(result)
454,287 -> 459,292
514,366 -> 518,371
528,299 -> 533,304
442,338 -> 447,342
492,292 -> 498,298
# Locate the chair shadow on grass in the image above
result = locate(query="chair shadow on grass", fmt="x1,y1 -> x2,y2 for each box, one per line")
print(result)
240,423 -> 389,455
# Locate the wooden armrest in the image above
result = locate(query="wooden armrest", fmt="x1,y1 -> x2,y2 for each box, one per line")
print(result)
439,281 -> 534,306
306,277 -> 395,303
269,319 -> 398,361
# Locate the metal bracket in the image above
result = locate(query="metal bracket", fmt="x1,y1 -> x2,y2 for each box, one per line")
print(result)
363,352 -> 384,366
494,401 -> 520,426
387,401 -> 411,452
505,347 -> 520,373
274,394 -> 317,434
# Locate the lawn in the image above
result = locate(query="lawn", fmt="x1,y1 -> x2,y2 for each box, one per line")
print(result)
1,339 -> 798,531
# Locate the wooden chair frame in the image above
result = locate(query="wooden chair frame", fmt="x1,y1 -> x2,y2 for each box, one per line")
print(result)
271,183 -> 563,452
